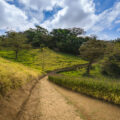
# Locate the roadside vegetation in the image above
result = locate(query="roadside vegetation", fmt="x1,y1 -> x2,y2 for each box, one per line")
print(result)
48,39 -> 120,105
0,25 -> 120,104
0,57 -> 40,97
49,73 -> 120,105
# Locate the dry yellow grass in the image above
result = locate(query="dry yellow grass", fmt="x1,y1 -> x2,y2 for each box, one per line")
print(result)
0,57 -> 41,97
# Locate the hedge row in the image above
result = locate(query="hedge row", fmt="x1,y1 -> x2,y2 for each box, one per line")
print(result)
48,75 -> 120,105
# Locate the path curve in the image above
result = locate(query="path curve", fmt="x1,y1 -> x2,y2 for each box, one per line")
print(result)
50,79 -> 120,120
16,76 -> 82,120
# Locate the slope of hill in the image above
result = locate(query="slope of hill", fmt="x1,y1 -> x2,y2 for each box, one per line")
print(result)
0,48 -> 87,72
0,57 -> 40,97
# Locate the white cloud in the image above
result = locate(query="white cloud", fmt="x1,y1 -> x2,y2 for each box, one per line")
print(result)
0,0 -> 38,31
42,0 -> 97,31
115,20 -> 120,24
42,0 -> 120,41
18,0 -> 62,11
0,0 -> 120,40
91,2 -> 120,33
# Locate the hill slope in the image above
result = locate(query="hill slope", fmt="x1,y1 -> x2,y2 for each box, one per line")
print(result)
0,48 -> 87,72
0,57 -> 40,97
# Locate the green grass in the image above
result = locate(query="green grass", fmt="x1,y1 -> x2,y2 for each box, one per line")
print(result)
61,64 -> 102,77
49,64 -> 120,105
0,48 -> 87,72
49,74 -> 120,105
0,48 -> 86,97
0,57 -> 41,97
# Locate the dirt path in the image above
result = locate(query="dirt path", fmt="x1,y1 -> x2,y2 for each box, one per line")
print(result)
15,76 -> 82,120
1,76 -> 120,120
50,81 -> 120,120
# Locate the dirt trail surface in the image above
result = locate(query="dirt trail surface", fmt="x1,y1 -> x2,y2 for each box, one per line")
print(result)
0,76 -> 120,120
15,76 -> 82,120
50,81 -> 120,120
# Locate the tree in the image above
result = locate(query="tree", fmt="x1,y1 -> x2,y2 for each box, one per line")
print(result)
24,26 -> 48,48
5,31 -> 31,60
40,44 -> 46,72
79,39 -> 105,75
50,28 -> 87,54
102,45 -> 120,77
32,26 -> 48,47
69,27 -> 85,36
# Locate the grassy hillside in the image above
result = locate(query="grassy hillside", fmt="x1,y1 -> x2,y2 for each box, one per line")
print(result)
0,57 -> 40,97
0,48 -> 87,72
61,64 -> 101,77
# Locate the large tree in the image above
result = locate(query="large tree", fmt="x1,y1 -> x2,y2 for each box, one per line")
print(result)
5,31 -> 30,60
79,39 -> 105,75
25,26 -> 48,47
50,28 -> 87,54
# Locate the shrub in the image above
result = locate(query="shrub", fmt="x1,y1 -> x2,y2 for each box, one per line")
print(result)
102,48 -> 120,77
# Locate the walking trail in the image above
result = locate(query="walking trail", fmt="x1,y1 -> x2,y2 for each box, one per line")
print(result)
0,76 -> 120,120
16,76 -> 82,120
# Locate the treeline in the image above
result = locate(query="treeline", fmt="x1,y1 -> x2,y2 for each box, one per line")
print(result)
0,25 -> 120,77
0,26 -> 89,55
24,26 -> 89,54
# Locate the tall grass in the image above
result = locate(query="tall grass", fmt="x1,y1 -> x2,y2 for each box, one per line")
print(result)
49,74 -> 120,105
0,57 -> 41,97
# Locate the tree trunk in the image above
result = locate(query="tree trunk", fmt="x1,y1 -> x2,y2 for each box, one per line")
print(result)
15,50 -> 18,60
86,61 -> 92,75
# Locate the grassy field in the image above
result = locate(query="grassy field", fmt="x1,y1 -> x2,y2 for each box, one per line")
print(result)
0,48 -> 87,72
61,64 -> 101,77
0,57 -> 40,97
0,48 -> 87,97
49,64 -> 120,105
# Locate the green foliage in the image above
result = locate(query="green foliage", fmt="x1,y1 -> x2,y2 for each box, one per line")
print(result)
2,31 -> 31,60
24,26 -> 49,48
102,46 -> 120,77
62,64 -> 101,77
48,74 -> 120,105
0,48 -> 87,72
50,28 -> 87,54
80,39 -> 106,75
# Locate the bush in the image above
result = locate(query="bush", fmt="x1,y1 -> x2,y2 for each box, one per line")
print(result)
48,75 -> 120,105
102,48 -> 120,77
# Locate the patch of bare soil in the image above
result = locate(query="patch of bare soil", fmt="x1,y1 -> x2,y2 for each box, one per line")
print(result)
0,78 -> 38,120
16,76 -> 82,120
50,81 -> 120,120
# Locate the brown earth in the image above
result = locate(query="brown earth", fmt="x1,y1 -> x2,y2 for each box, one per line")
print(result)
0,76 -> 82,120
0,76 -> 120,120
50,80 -> 120,120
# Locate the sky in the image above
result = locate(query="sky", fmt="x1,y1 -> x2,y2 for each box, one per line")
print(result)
0,0 -> 120,40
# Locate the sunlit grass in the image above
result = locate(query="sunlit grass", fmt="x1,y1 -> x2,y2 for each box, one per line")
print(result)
49,63 -> 120,104
0,57 -> 41,97
0,48 -> 87,72
49,74 -> 120,105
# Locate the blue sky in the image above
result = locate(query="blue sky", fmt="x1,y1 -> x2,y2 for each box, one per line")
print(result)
94,0 -> 117,14
0,0 -> 120,40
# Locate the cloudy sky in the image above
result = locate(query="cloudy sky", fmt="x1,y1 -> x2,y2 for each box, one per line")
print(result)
0,0 -> 120,40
